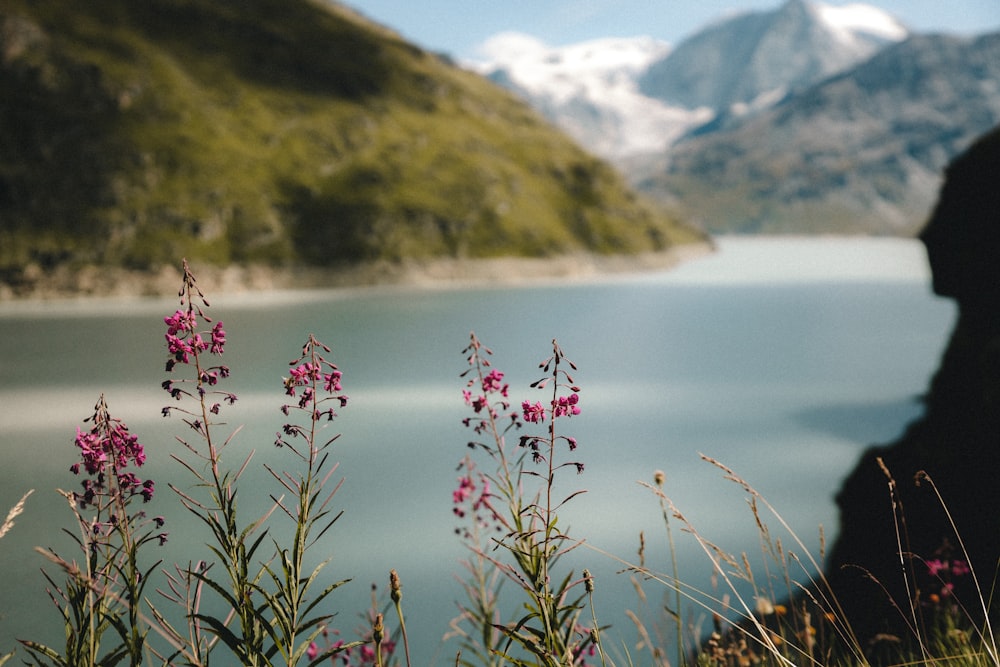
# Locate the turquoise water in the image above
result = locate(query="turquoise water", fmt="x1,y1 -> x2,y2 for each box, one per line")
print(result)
0,238 -> 956,663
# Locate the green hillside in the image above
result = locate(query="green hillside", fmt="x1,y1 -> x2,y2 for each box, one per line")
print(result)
0,0 -> 702,293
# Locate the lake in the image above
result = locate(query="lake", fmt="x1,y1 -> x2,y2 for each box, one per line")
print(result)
0,237 -> 957,664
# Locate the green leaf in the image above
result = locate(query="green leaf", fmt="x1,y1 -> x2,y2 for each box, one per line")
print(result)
192,612 -> 243,656
300,576 -> 350,619
18,640 -> 67,667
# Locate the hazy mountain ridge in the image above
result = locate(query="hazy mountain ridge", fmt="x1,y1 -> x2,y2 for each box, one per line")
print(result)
0,0 -> 704,297
475,0 -> 999,235
642,31 -> 1000,235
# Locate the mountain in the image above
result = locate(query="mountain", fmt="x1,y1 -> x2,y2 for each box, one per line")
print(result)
0,0 -> 703,297
474,0 -> 1000,235
639,32 -> 1000,235
473,0 -> 907,166
638,0 -> 907,112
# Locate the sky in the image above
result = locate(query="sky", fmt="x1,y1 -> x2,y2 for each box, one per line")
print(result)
341,0 -> 1000,62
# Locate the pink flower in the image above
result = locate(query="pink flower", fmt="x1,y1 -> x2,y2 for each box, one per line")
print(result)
482,369 -> 508,396
286,362 -> 322,396
471,394 -> 489,414
323,369 -> 342,392
165,334 -> 193,363
164,309 -> 197,335
210,321 -> 227,355
298,386 -> 315,408
522,400 -> 546,423
194,333 -> 210,353
927,559 -> 948,577
306,642 -> 319,660
453,476 -> 474,504
552,393 -> 581,418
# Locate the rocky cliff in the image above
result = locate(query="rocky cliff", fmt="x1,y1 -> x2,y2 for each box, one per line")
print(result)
823,123 -> 1000,652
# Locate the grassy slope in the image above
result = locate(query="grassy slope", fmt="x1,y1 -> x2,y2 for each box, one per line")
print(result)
0,0 -> 703,285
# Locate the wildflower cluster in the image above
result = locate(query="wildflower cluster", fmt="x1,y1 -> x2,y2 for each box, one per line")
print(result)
923,541 -> 972,609
452,456 -> 504,539
452,334 -> 596,666
456,337 -> 519,533
277,334 -> 349,446
521,393 -> 580,424
519,341 -> 583,470
22,395 -> 165,666
164,310 -> 227,369
70,396 -> 156,510
451,465 -> 490,521
160,263 -> 234,423
462,354 -> 516,434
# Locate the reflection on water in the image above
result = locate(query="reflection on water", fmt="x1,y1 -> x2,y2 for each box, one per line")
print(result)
795,396 -> 926,444
0,238 -> 956,663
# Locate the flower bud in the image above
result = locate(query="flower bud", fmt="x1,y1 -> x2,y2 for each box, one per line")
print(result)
583,569 -> 594,593
390,569 -> 402,604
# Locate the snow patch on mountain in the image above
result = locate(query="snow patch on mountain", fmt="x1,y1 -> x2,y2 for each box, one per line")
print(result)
468,32 -> 710,161
639,0 -> 909,112
816,3 -> 909,42
468,1 -> 909,164
471,32 -> 666,102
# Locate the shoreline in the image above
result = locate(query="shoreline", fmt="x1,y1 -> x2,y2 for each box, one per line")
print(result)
0,242 -> 715,305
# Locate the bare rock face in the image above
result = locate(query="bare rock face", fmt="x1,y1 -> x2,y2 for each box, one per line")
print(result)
824,124 -> 1000,649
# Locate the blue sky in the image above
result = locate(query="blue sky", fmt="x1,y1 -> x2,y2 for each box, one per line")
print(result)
342,0 -> 1000,61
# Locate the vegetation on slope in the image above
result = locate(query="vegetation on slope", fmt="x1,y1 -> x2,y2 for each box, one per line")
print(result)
0,0 -> 702,292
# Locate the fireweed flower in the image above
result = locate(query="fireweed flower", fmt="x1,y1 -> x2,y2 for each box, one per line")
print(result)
482,368 -> 508,395
70,395 -> 155,507
460,333 -> 520,438
455,334 -> 591,664
210,320 -> 227,354
27,394 -> 166,667
927,559 -> 949,577
161,261 -> 234,421
276,335 -> 349,448
552,392 -> 581,418
521,400 -> 546,423
451,456 -> 503,537
920,539 -> 975,614
518,339 -> 584,467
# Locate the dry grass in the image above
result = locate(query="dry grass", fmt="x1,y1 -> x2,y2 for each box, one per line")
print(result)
602,455 -> 1000,667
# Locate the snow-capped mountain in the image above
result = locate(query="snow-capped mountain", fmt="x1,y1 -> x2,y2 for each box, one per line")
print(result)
470,0 -> 908,163
469,33 -> 711,161
639,0 -> 907,112
471,0 -> 1000,235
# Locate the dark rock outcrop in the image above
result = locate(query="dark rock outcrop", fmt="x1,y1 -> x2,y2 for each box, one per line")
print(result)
823,124 -> 1000,649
